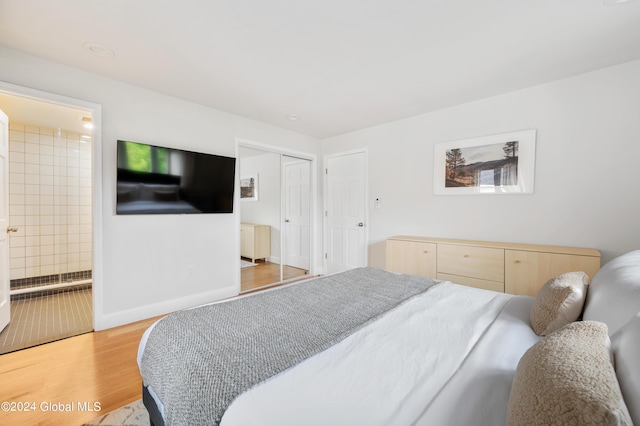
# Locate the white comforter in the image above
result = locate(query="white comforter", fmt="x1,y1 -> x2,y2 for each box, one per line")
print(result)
139,281 -> 540,426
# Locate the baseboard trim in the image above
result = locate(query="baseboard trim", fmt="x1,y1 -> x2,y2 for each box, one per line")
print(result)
96,286 -> 238,330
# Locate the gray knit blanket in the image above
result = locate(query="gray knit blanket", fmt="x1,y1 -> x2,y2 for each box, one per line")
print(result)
140,267 -> 440,426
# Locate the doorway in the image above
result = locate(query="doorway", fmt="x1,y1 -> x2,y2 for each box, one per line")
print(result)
238,142 -> 314,293
324,150 -> 368,274
0,90 -> 96,354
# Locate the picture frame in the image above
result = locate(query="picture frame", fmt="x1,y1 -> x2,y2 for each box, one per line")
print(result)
240,173 -> 259,201
433,129 -> 536,195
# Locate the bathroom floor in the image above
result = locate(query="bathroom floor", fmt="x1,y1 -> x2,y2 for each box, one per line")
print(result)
0,288 -> 93,355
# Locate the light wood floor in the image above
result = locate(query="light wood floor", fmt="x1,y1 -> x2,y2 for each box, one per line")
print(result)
0,265 -> 311,426
0,314 -> 163,426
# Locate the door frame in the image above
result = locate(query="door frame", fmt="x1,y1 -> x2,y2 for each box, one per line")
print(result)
235,137 -> 317,291
0,81 -> 104,330
323,148 -> 369,274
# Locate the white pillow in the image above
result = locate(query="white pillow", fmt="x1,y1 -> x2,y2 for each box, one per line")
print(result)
529,271 -> 589,336
612,312 -> 640,425
583,250 -> 640,335
507,321 -> 632,426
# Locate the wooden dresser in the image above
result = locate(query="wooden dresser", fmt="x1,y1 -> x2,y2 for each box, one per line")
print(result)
240,223 -> 271,263
386,236 -> 600,296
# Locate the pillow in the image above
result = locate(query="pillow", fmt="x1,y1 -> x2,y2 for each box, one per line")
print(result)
507,321 -> 632,426
529,271 -> 589,336
612,312 -> 640,425
583,250 -> 640,335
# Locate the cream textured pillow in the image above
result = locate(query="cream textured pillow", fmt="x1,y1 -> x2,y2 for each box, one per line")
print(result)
530,271 -> 589,336
507,321 -> 632,426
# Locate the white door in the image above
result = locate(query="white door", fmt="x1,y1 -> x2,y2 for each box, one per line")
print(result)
283,159 -> 311,271
0,109 -> 10,332
325,151 -> 367,274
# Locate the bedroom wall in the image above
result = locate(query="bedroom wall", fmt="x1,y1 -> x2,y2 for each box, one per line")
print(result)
0,47 -> 320,329
321,60 -> 640,266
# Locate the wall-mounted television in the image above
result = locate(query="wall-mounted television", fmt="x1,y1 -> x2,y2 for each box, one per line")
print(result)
116,140 -> 236,214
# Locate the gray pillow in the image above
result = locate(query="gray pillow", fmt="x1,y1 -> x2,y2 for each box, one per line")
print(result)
583,250 -> 640,335
612,312 -> 640,425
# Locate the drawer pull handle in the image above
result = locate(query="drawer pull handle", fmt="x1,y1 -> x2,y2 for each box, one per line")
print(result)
423,250 -> 429,254
514,259 -> 521,264
464,254 -> 470,258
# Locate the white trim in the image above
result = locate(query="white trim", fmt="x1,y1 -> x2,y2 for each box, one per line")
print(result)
323,148 -> 369,272
0,80 -> 105,330
235,137 -> 318,289
99,285 -> 238,330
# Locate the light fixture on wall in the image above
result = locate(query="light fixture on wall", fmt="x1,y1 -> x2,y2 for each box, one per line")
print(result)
285,113 -> 301,121
81,116 -> 94,130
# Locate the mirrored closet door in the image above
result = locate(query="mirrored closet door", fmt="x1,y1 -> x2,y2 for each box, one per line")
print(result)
239,148 -> 311,292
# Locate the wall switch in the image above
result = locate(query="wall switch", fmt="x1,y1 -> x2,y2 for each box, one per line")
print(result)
374,198 -> 382,209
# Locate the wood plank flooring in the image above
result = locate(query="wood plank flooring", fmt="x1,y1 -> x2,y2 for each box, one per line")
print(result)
0,262 -> 311,426
0,314 -> 163,426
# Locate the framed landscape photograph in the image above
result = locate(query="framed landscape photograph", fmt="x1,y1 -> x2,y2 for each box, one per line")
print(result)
240,173 -> 259,201
433,129 -> 536,195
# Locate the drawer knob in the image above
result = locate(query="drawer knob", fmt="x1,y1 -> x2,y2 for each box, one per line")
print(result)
464,254 -> 470,258
423,250 -> 429,254
514,259 -> 521,264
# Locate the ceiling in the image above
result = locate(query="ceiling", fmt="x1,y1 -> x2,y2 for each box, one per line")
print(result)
1,0 -> 639,139
0,93 -> 92,135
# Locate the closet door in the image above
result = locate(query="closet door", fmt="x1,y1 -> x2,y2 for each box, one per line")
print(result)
283,159 -> 310,271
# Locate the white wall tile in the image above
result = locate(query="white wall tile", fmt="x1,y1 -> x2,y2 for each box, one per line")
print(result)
25,143 -> 39,154
10,152 -> 25,163
9,236 -> 25,248
9,130 -> 24,142
10,268 -> 26,280
9,183 -> 24,194
9,141 -> 25,152
25,132 -> 39,143
8,123 -> 93,281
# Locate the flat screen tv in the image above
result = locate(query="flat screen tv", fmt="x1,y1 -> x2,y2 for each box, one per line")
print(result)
116,140 -> 236,214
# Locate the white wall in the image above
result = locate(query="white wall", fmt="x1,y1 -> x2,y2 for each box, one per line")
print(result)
239,152 -> 282,262
0,47 -> 320,329
322,60 -> 640,266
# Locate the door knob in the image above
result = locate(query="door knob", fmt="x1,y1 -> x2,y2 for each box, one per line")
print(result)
357,222 -> 364,227
6,227 -> 18,233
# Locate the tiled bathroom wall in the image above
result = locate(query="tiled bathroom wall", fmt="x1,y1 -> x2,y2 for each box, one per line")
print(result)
8,122 -> 92,282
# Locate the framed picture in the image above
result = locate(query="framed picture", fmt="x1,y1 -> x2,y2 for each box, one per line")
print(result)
433,129 -> 536,195
240,173 -> 259,201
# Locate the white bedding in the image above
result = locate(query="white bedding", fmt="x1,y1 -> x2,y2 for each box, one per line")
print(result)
138,281 -> 540,426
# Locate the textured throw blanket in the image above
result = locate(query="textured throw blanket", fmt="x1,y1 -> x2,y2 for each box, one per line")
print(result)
140,267 -> 440,426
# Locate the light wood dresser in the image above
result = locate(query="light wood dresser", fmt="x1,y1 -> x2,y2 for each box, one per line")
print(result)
386,236 -> 601,296
240,223 -> 271,263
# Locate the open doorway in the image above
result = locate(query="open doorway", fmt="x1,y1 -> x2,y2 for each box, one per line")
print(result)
0,90 -> 96,354
238,144 -> 314,293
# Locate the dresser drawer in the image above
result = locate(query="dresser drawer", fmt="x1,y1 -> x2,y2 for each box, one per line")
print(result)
386,240 -> 437,278
437,273 -> 505,293
437,244 -> 504,282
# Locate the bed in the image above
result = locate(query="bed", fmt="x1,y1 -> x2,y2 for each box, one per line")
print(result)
137,250 -> 640,426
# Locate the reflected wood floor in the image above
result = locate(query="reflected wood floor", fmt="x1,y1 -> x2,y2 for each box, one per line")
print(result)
0,267 -> 312,426
241,259 -> 309,292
